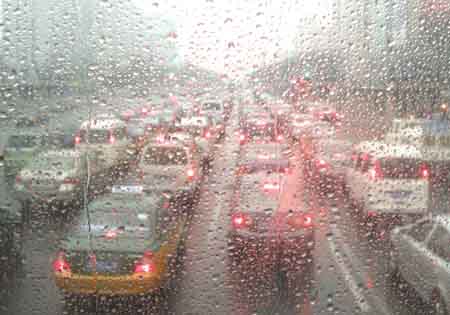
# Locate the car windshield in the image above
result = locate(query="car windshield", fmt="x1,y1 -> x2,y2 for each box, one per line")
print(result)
143,146 -> 188,165
3,1 -> 450,314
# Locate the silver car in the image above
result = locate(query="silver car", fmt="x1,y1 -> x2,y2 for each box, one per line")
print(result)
389,215 -> 450,314
137,140 -> 203,204
14,149 -> 86,208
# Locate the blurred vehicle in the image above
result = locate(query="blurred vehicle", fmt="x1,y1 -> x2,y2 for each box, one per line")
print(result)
3,129 -> 47,180
53,182 -> 188,297
75,117 -> 135,172
173,116 -> 217,164
308,139 -> 354,193
199,99 -> 226,124
298,122 -> 336,163
288,113 -> 314,141
346,141 -> 431,235
239,114 -> 284,145
239,142 -> 290,173
0,199 -> 22,270
309,106 -> 342,127
228,168 -> 315,286
389,215 -> 450,314
137,139 -> 203,204
14,150 -> 87,213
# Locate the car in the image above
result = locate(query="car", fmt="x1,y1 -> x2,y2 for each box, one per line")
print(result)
14,150 -> 87,215
53,182 -> 189,297
239,142 -> 291,172
171,116 -> 216,165
287,113 -> 314,141
238,115 -> 284,145
137,139 -> 203,204
228,168 -> 315,290
198,99 -> 226,125
75,116 -> 135,173
309,106 -> 342,127
389,215 -> 450,314
346,141 -> 431,236
3,129 -> 48,181
307,138 -> 354,193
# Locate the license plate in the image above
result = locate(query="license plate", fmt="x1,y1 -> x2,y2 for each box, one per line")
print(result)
94,260 -> 118,273
388,191 -> 412,199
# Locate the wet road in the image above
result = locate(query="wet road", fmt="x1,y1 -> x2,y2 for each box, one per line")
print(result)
0,96 -> 441,315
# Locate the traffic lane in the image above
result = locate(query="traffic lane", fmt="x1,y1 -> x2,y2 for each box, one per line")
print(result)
312,178 -> 433,315
170,109 -> 240,315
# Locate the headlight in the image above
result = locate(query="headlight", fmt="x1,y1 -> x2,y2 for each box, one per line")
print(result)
59,184 -> 75,192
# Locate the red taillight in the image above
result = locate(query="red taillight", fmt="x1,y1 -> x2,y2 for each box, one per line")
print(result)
239,134 -> 246,144
105,230 -> 118,239
141,108 -> 148,116
287,213 -> 313,229
187,168 -> 195,180
109,136 -> 116,144
419,164 -> 430,179
63,177 -> 80,184
277,134 -> 284,141
134,251 -> 155,274
74,135 -> 81,144
315,159 -> 328,169
231,213 -> 252,229
369,160 -> 383,180
204,130 -> 212,138
53,252 -> 71,273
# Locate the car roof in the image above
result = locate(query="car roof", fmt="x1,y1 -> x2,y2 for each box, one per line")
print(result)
355,141 -> 422,159
237,172 -> 284,213
80,118 -> 126,130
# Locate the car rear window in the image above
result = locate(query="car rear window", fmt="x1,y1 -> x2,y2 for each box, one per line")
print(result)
143,146 -> 188,165
79,129 -> 110,144
202,102 -> 221,111
379,158 -> 427,179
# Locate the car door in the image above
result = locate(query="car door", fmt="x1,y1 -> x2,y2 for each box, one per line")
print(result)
395,220 -> 434,296
422,224 -> 450,301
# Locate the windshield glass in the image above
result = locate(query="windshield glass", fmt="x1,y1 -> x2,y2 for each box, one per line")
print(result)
3,1 -> 450,314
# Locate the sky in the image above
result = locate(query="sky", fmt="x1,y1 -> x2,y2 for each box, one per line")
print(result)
132,0 -> 332,76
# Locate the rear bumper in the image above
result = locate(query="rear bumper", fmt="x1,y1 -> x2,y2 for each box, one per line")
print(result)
55,272 -> 164,296
228,231 -> 315,260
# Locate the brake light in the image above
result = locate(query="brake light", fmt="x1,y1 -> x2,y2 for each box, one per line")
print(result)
369,160 -> 383,180
105,230 -> 117,239
283,167 -> 291,174
287,213 -> 313,229
315,159 -> 328,169
53,252 -> 71,273
109,136 -> 116,144
419,164 -> 430,179
141,107 -> 148,116
239,134 -> 246,144
74,135 -> 81,144
231,213 -> 253,229
204,130 -> 211,138
187,168 -> 195,180
134,251 -> 155,274
277,134 -> 284,141
63,178 -> 80,184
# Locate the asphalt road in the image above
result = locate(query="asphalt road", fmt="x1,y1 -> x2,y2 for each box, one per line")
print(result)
0,95 -> 440,315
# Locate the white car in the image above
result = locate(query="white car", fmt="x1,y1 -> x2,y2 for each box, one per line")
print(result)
346,141 -> 431,232
75,117 -> 135,172
389,215 -> 450,314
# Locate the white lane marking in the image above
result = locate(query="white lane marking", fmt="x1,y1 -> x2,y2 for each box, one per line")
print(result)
327,224 -> 371,312
329,221 -> 392,315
